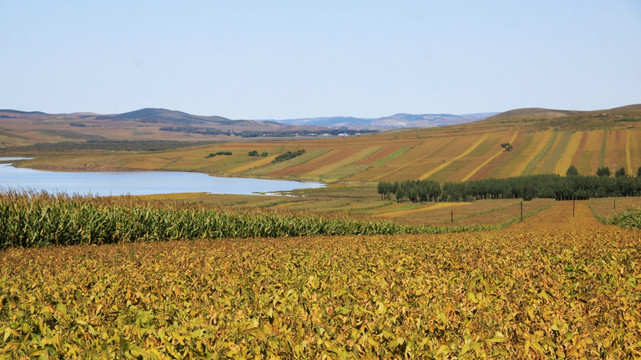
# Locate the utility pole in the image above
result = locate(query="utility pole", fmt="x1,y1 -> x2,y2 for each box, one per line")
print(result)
520,202 -> 523,222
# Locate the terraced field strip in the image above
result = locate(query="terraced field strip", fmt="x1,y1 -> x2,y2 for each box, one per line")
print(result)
227,154 -> 279,174
599,129 -> 607,167
570,132 -> 588,172
270,149 -> 345,176
243,149 -> 332,176
309,147 -> 383,181
576,130 -> 604,176
352,145 -> 400,165
301,147 -> 379,178
435,132 -> 507,182
535,130 -> 572,174
370,146 -> 411,166
626,129 -> 633,175
603,129 -> 626,172
461,131 -> 519,181
365,137 -> 454,182
346,145 -> 413,181
418,135 -> 488,180
374,202 -> 470,218
629,129 -> 641,175
483,132 -> 533,179
521,129 -> 558,176
553,131 -> 583,175
511,129 -> 554,177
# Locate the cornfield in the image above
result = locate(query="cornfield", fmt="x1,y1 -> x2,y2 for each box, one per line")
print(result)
0,191 -> 508,248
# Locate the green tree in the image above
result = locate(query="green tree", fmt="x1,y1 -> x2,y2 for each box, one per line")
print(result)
566,165 -> 579,176
596,166 -> 611,177
615,167 -> 627,178
637,166 -> 641,177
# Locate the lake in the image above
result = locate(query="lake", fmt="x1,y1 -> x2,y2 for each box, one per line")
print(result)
0,158 -> 324,196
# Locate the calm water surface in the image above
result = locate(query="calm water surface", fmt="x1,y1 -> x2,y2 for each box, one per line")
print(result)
0,158 -> 324,196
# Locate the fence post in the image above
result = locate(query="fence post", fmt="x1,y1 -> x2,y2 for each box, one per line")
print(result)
573,198 -> 575,217
451,210 -> 453,223
520,202 -> 523,222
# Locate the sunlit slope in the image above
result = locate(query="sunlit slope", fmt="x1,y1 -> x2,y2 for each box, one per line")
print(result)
19,105 -> 641,182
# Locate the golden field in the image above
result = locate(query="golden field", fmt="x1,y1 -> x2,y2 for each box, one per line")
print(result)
2,200 -> 640,358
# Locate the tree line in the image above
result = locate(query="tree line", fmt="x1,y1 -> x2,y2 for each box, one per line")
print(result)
378,171 -> 641,202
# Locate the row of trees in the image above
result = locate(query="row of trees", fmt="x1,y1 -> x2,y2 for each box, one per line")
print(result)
378,174 -> 641,202
273,149 -> 306,163
590,165 -> 641,178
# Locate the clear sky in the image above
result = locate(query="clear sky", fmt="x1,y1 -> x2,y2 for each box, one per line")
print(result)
1,1 -> 640,119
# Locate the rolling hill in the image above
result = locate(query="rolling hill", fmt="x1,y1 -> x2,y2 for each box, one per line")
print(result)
0,108 -> 327,148
6,104 -> 641,183
0,108 -> 489,149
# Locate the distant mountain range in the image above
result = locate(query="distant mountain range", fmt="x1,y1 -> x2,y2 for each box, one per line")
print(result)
0,108 -> 497,135
264,112 -> 497,130
2,105 -> 639,151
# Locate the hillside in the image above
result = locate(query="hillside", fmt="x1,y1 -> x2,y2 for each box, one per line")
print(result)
7,104 -> 641,183
479,105 -> 641,131
0,108 -> 326,148
0,108 -> 488,149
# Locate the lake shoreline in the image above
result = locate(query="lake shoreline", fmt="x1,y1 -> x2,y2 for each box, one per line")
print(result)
6,156 -> 328,184
0,158 -> 325,197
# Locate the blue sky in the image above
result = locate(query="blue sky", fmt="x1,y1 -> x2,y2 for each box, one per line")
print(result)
1,1 -> 640,119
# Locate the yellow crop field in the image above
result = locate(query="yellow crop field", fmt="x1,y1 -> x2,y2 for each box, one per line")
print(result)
576,130 -> 604,175
373,201 -> 470,218
244,149 -> 332,177
553,131 -> 583,175
510,129 -> 555,177
603,130 -> 627,173
461,131 -> 519,181
271,149 -> 346,177
482,132 -> 532,179
356,137 -> 452,181
628,129 -> 641,175
418,135 -> 488,180
352,145 -> 401,166
435,133 -> 508,182
227,154 -> 279,174
534,130 -> 572,174
305,147 -> 380,179
2,198 -> 640,358
589,196 -> 641,219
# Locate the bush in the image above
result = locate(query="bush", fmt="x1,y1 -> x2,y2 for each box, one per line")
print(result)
207,151 -> 232,158
273,149 -> 305,163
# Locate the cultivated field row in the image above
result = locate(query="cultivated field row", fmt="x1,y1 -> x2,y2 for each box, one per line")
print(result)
18,128 -> 641,183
